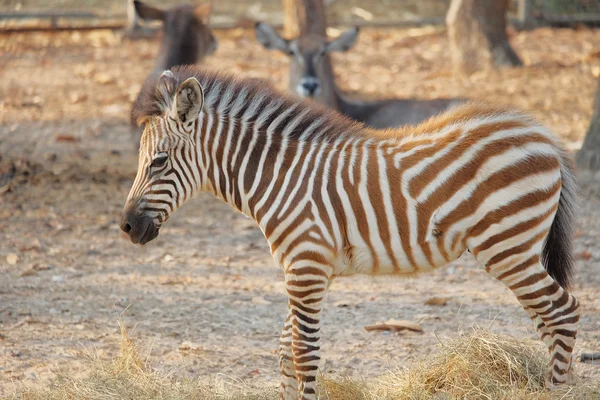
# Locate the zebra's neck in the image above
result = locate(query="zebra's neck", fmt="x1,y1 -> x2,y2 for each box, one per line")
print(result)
194,88 -> 359,225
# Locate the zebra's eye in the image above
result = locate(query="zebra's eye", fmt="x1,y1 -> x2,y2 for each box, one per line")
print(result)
150,155 -> 168,168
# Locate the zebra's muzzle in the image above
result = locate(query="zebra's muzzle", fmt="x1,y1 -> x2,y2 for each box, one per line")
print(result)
120,213 -> 160,245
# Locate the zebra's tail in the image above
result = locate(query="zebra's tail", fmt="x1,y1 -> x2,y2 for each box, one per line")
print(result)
542,150 -> 578,289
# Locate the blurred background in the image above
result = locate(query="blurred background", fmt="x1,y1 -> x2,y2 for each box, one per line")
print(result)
1,0 -> 600,398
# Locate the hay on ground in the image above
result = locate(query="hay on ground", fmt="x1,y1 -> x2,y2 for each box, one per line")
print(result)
11,327 -> 600,400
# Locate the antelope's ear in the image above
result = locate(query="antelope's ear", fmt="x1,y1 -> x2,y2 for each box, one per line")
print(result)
194,3 -> 212,25
325,27 -> 359,53
170,77 -> 204,124
134,0 -> 165,21
255,22 -> 291,54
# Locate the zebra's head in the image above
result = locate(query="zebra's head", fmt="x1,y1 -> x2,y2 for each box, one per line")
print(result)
121,71 -> 204,244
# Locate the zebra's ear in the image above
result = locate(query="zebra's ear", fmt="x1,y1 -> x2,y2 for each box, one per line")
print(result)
170,77 -> 204,124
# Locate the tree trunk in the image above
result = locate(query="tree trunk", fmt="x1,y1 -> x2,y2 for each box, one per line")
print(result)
577,77 -> 600,171
283,0 -> 327,38
446,0 -> 522,75
124,0 -> 140,36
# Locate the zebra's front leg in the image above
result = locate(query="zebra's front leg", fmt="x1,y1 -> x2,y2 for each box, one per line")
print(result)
285,264 -> 331,400
279,306 -> 298,399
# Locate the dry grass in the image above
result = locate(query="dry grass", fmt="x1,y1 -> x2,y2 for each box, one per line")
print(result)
10,326 -> 600,400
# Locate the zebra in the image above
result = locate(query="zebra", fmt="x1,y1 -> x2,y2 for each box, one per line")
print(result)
120,66 -> 579,400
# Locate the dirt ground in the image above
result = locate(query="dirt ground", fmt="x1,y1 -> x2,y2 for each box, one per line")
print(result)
1,26 -> 600,396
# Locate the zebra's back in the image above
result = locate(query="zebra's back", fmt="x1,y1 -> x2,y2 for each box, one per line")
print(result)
277,104 -> 567,278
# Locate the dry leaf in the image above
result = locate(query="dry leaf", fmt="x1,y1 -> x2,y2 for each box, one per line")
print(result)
33,264 -> 53,271
6,253 -> 19,265
74,64 -> 95,78
19,239 -> 42,252
56,135 -> 80,143
424,297 -> 449,306
93,73 -> 116,85
576,251 -> 593,261
251,296 -> 270,304
161,278 -> 184,285
334,300 -> 361,308
365,319 -> 423,333
384,319 -> 424,332
69,92 -> 88,104
20,268 -> 37,277
179,341 -> 203,353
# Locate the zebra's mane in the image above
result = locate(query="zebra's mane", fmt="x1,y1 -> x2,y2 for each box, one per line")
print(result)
132,66 -> 530,145
132,65 -> 362,142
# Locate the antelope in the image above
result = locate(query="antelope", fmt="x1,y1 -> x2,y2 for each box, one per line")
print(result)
255,23 -> 463,128
121,66 -> 579,400
130,1 -> 216,139
133,1 -> 216,72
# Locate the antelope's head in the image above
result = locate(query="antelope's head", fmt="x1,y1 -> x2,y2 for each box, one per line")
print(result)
134,1 -> 217,68
255,23 -> 359,106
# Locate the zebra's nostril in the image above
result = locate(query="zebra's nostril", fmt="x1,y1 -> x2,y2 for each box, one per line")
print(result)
123,222 -> 132,233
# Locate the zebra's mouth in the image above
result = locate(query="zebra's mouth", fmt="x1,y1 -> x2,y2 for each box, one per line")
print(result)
138,223 -> 160,245
122,215 -> 160,245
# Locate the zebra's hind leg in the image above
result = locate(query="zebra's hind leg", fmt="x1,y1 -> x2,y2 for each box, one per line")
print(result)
482,253 -> 579,388
279,306 -> 298,399
524,306 -> 553,351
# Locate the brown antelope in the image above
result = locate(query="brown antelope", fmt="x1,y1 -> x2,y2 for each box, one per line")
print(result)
131,1 -> 216,138
121,66 -> 579,399
255,23 -> 463,128
134,1 -> 216,72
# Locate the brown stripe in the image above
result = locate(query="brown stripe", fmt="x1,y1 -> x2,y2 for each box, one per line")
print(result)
204,114 -> 220,195
545,315 -> 579,329
269,204 -> 312,253
464,181 -> 561,249
254,141 -> 299,221
518,281 -> 560,301
509,271 -> 548,291
431,154 -> 560,263
342,141 -> 379,271
537,291 -> 570,316
308,146 -> 336,248
265,144 -> 316,239
287,288 -> 326,299
287,266 -> 329,277
386,155 -> 416,269
368,147 -> 398,271
289,251 -> 331,267
408,129 -> 542,266
213,117 -> 229,199
495,255 -> 540,281
475,205 -> 557,255
483,229 -> 547,269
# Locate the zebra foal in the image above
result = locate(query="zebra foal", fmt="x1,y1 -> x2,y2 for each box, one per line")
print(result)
121,66 -> 579,400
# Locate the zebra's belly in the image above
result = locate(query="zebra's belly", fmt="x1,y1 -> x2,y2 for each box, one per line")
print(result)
332,241 -> 465,277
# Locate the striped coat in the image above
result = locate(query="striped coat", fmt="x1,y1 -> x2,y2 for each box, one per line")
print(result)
121,67 -> 579,400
